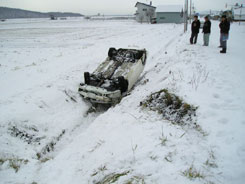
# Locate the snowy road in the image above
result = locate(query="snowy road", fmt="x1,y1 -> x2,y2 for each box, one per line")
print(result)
0,18 -> 244,184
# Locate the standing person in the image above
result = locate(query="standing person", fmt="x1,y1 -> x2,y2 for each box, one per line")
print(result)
190,15 -> 201,44
219,15 -> 230,53
202,15 -> 211,46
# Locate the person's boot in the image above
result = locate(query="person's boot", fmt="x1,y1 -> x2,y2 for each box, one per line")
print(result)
190,38 -> 193,44
220,48 -> 226,53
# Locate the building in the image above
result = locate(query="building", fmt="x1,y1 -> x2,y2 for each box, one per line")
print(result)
233,7 -> 245,21
156,5 -> 184,23
135,1 -> 156,23
221,9 -> 234,22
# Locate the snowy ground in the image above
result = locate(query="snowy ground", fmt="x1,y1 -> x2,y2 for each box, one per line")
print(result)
0,18 -> 244,184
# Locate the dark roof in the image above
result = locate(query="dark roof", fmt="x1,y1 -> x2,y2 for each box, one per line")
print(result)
135,2 -> 156,9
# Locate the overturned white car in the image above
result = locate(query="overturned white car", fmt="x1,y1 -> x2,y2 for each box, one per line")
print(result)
78,48 -> 147,104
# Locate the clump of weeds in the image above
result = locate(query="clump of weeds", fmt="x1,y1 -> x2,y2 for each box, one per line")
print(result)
36,129 -> 65,160
141,89 -> 209,137
94,171 -> 130,184
140,89 -> 198,125
0,157 -> 28,173
182,165 -> 205,180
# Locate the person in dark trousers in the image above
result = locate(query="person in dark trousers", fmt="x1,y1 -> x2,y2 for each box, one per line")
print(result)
190,15 -> 200,44
219,15 -> 230,53
202,15 -> 211,46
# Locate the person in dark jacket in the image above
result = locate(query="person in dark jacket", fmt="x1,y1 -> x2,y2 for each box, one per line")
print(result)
190,15 -> 201,44
219,15 -> 230,53
202,15 -> 211,46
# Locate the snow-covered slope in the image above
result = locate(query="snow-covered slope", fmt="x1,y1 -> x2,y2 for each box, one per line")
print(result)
0,18 -> 244,184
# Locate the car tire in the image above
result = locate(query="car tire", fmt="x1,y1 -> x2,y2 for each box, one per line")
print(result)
118,76 -> 128,93
135,51 -> 143,60
84,72 -> 90,85
108,48 -> 117,58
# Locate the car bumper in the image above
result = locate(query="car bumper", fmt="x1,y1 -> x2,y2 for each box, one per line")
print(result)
78,84 -> 121,104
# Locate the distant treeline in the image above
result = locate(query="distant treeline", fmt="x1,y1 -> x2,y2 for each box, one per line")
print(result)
0,7 -> 83,19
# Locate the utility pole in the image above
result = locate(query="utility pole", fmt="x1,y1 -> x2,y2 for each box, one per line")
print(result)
190,0 -> 192,24
239,5 -> 243,25
184,0 -> 186,32
184,0 -> 188,32
186,0 -> 189,31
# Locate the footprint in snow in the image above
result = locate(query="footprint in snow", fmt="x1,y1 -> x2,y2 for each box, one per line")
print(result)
216,131 -> 226,137
213,93 -> 220,99
218,118 -> 229,125
210,103 -> 220,109
224,99 -> 233,104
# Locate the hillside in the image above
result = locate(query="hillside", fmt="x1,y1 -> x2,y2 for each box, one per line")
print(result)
0,7 -> 83,19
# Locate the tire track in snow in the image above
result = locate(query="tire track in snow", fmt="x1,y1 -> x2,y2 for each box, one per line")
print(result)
138,28 -> 184,84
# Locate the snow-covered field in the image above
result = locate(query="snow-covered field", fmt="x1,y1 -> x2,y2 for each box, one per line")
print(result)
0,17 -> 244,184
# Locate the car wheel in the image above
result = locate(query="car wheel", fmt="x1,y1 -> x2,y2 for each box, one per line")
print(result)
108,48 -> 117,58
84,72 -> 90,85
135,51 -> 143,60
118,76 -> 128,93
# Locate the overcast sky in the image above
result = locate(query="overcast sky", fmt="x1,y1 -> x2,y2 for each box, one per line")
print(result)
0,0 -> 244,15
